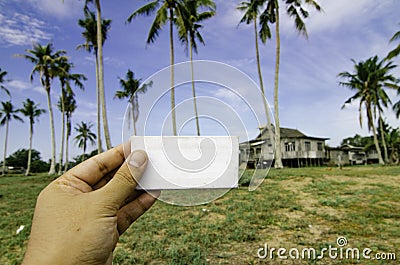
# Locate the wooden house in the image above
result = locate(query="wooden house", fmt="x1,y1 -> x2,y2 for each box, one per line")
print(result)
325,144 -> 367,166
240,126 -> 329,168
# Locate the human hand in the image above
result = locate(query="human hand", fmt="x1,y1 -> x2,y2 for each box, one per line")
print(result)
22,143 -> 159,265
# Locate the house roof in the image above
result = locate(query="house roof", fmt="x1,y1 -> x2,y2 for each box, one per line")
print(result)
257,126 -> 329,141
239,139 -> 265,147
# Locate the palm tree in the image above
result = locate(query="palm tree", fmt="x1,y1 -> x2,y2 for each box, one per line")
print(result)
179,0 -> 215,136
114,69 -> 151,136
74,121 -> 96,160
260,0 -> 321,168
0,101 -> 23,174
83,1 -> 112,150
56,58 -> 86,174
20,43 -> 67,174
338,56 -> 399,165
77,10 -> 111,154
20,99 -> 46,176
64,93 -> 77,171
0,68 -> 11,97
237,0 -> 274,143
127,0 -> 186,136
368,57 -> 399,163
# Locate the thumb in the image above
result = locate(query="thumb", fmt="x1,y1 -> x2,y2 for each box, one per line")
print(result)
95,150 -> 148,208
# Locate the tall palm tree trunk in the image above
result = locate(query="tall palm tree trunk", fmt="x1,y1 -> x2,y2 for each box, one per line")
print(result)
190,39 -> 200,136
273,4 -> 283,169
26,119 -> 33,176
378,112 -> 389,163
2,120 -> 9,174
46,89 -> 57,175
95,0 -> 112,149
367,106 -> 384,165
170,8 -> 177,136
58,92 -> 65,175
131,100 -> 137,135
94,50 -> 103,154
64,136 -> 70,171
64,119 -> 71,172
83,144 -> 87,161
254,18 -> 274,146
133,95 -> 140,135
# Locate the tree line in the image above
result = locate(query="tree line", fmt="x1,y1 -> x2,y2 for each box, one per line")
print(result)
1,0 -> 400,175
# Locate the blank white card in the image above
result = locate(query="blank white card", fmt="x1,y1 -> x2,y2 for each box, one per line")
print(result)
130,136 -> 238,190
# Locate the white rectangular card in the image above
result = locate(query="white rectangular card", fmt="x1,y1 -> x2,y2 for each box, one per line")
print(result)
130,136 -> 239,190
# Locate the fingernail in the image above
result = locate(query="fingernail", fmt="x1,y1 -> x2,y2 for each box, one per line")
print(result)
129,150 -> 147,168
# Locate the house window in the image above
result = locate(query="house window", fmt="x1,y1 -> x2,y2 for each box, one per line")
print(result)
317,142 -> 323,151
285,142 -> 295,152
250,149 -> 254,156
256,148 -> 261,156
305,141 -> 311,151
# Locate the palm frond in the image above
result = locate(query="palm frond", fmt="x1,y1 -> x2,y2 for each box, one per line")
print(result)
259,17 -> 272,43
305,0 -> 321,11
127,0 -> 160,23
387,45 -> 400,60
287,5 -> 308,37
394,101 -> 400,118
389,30 -> 400,43
147,5 -> 169,44
0,68 -> 11,96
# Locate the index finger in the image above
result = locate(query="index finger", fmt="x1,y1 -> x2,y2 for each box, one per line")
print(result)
66,142 -> 131,186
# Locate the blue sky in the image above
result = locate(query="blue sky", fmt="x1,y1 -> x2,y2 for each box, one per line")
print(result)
0,0 -> 399,161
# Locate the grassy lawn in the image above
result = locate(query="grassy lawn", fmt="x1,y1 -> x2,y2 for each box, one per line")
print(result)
1,165 -> 399,264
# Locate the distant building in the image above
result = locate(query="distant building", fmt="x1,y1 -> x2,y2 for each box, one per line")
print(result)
240,126 -> 329,168
326,144 -> 400,165
325,144 -> 367,166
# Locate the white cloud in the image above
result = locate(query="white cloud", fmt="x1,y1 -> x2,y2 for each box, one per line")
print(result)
76,98 -> 97,110
8,80 -> 31,91
79,55 -> 126,68
85,56 -> 95,62
33,86 -> 46,95
27,0 -> 84,19
0,13 -> 52,46
306,0 -> 395,35
225,57 -> 255,69
74,109 -> 97,120
7,79 -> 48,96
0,0 -> 84,47
104,56 -> 128,68
213,87 -> 242,105
214,1 -> 244,29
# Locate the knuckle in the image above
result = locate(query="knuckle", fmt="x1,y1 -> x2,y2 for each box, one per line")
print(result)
115,164 -> 137,186
92,156 -> 109,175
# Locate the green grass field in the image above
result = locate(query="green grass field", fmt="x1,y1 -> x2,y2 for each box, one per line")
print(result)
1,165 -> 399,264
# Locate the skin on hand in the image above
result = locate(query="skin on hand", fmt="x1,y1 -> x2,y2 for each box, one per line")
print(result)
22,143 -> 159,265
